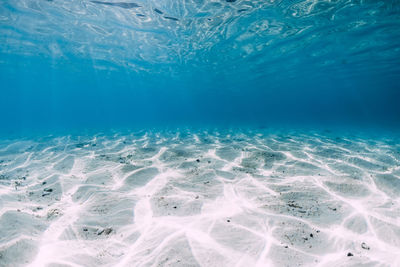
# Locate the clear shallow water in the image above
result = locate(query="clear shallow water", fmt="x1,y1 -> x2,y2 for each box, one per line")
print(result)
0,0 -> 400,131
1,1 -> 400,266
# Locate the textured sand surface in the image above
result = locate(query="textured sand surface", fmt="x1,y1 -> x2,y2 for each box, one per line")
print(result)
0,130 -> 399,266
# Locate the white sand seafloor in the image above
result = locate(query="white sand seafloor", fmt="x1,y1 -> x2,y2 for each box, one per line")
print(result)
0,129 -> 400,267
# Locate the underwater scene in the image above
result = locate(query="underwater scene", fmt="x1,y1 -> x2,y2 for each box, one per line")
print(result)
0,0 -> 400,266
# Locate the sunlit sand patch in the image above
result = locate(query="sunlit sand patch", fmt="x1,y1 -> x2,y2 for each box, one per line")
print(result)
0,130 -> 399,266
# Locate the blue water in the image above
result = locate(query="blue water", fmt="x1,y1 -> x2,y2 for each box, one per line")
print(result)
1,0 -> 400,133
2,2 -> 400,266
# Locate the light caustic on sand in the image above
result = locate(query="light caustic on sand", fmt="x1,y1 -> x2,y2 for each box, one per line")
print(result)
0,130 -> 399,266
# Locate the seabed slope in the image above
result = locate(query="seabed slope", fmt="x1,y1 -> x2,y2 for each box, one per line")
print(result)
0,130 -> 399,267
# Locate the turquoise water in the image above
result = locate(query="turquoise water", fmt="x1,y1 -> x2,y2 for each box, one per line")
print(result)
1,2 -> 400,266
1,0 -> 400,132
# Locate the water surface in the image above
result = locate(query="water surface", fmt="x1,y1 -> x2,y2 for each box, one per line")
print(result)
0,1 -> 400,266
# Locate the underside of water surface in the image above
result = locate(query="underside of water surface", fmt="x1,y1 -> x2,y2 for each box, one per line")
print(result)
1,0 -> 400,130
1,1 -> 400,267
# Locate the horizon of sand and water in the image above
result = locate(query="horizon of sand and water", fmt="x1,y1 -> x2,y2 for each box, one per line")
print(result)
1,0 -> 400,266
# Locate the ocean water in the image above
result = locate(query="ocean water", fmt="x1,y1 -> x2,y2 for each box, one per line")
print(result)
1,0 -> 400,266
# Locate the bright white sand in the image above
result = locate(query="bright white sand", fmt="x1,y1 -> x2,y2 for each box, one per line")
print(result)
0,130 -> 399,266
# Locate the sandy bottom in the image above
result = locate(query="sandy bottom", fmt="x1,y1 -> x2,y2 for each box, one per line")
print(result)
0,129 -> 399,267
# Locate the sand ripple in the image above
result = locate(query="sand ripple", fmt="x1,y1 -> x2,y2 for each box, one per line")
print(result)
0,130 -> 399,266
